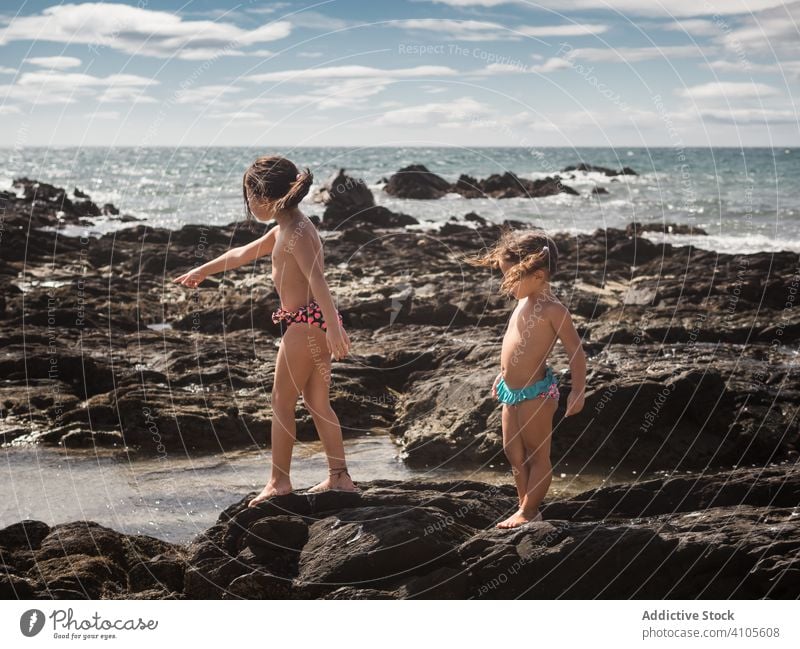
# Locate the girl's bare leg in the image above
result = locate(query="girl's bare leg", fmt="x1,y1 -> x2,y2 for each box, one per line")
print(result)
500,404 -> 527,509
301,326 -> 357,493
496,397 -> 556,528
248,326 -> 314,507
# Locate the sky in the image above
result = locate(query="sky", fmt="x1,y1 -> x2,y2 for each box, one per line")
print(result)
0,0 -> 798,147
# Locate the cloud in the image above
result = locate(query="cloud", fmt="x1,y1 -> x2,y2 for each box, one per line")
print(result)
246,64 -> 458,82
0,66 -> 16,74
243,65 -> 460,111
418,0 -> 789,18
677,81 -> 781,100
533,57 -> 573,72
87,110 -> 120,119
471,57 -> 571,75
0,3 -> 291,60
518,24 -> 609,37
720,1 -> 800,58
560,45 -> 706,62
374,97 -> 492,126
1,70 -> 159,105
698,107 -> 798,124
394,18 -> 515,41
290,10 -> 351,31
707,59 -> 800,76
208,110 -> 271,124
0,104 -> 22,114
656,19 -> 721,37
24,56 -> 82,69
172,84 -> 242,104
393,18 -> 608,41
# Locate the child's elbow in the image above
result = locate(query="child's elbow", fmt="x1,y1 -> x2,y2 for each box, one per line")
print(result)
571,346 -> 586,364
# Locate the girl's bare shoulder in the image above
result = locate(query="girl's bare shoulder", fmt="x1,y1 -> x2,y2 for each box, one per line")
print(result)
542,294 -> 572,322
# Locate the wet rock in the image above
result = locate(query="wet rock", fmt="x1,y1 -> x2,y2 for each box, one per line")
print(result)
562,163 -> 638,176
450,172 -> 580,199
3,467 -> 797,599
314,169 -> 418,228
384,165 -> 452,199
627,221 -> 708,236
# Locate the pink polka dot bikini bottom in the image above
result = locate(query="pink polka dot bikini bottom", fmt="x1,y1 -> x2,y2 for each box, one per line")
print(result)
271,299 -> 342,332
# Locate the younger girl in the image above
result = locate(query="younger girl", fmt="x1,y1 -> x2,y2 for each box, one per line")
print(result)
469,229 -> 586,528
174,155 -> 358,505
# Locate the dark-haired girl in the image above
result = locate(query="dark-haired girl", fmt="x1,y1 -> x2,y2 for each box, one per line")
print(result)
174,155 -> 358,504
468,229 -> 586,528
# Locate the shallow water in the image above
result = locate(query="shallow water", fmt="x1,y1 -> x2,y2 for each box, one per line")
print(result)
2,434 -> 635,544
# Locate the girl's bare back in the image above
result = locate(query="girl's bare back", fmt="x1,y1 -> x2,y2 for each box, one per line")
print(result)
500,294 -> 560,390
271,215 -> 320,311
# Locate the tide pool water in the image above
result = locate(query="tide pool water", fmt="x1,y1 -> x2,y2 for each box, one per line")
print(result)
2,435 -> 633,544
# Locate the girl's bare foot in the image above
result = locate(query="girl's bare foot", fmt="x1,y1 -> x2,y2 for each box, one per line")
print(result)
247,479 -> 293,507
496,508 -> 543,529
307,467 -> 360,494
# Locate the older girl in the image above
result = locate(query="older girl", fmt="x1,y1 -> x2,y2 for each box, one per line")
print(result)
174,155 -> 358,504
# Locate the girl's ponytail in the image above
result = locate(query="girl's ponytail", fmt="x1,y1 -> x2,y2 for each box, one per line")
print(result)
275,167 -> 313,211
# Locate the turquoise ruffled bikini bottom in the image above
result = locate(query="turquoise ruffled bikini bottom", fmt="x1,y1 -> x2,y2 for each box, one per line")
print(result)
496,366 -> 559,405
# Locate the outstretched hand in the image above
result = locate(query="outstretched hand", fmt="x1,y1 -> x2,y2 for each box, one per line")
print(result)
173,267 -> 207,288
326,323 -> 351,361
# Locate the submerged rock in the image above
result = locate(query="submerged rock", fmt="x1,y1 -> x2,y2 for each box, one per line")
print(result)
562,163 -> 638,176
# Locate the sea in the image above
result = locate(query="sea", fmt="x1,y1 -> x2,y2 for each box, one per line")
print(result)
2,146 -> 799,254
1,146 -> 797,542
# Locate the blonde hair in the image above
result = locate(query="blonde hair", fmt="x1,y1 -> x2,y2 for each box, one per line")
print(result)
467,228 -> 557,295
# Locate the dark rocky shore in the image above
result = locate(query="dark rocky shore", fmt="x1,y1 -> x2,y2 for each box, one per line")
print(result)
1,170 -> 799,599
2,465 -> 798,599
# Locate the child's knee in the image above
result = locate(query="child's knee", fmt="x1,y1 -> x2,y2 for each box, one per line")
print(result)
271,392 -> 297,416
503,445 -> 526,469
304,396 -> 332,418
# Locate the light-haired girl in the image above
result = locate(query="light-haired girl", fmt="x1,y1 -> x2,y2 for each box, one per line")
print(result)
469,229 -> 586,528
